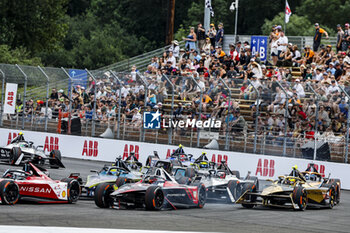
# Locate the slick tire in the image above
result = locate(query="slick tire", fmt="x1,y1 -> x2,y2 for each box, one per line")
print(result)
292,186 -> 307,211
116,177 -> 127,188
241,182 -> 258,209
227,180 -> 240,202
196,183 -> 206,208
0,180 -> 20,205
61,178 -> 81,203
9,147 -> 21,165
145,186 -> 164,210
94,183 -> 115,208
322,179 -> 341,204
328,186 -> 336,209
49,150 -> 62,168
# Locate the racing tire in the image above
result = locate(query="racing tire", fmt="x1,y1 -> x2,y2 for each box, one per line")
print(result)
0,180 -> 20,205
328,186 -> 336,209
292,186 -> 307,211
9,147 -> 21,165
49,150 -> 62,168
61,178 -> 80,203
196,183 -> 206,208
185,168 -> 195,178
177,176 -> 191,185
241,182 -> 258,209
145,186 -> 164,210
94,183 -> 115,208
116,177 -> 127,188
231,170 -> 240,179
322,179 -> 341,204
227,180 -> 240,203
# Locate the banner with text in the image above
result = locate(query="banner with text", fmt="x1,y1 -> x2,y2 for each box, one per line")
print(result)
1,128 -> 349,189
3,83 -> 18,114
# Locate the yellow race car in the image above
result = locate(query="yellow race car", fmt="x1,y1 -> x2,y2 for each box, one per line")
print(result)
234,166 -> 340,211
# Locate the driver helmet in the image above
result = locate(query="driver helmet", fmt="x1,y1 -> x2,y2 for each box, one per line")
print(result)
146,176 -> 158,184
179,144 -> 183,148
180,154 -> 186,161
292,165 -> 298,170
199,161 -> 209,169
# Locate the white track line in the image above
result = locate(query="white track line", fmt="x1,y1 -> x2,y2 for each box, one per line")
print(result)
0,226 -> 215,233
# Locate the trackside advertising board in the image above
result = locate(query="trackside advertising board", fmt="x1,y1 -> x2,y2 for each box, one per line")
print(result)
3,83 -> 18,114
1,128 -> 349,189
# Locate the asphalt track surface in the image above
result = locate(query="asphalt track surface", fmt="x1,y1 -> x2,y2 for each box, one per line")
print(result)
0,158 -> 350,233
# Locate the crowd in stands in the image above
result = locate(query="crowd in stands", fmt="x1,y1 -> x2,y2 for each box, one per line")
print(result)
8,22 -> 350,148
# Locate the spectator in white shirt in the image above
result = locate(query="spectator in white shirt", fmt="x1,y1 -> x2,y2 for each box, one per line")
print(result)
328,80 -> 340,93
168,40 -> 180,58
277,31 -> 288,60
294,79 -> 305,98
167,51 -> 176,67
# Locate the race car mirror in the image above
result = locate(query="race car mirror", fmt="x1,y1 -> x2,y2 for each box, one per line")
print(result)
90,170 -> 98,173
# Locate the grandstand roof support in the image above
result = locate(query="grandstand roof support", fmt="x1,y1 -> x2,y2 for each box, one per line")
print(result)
306,82 -> 321,161
110,71 -> 124,139
15,64 -> 27,130
85,69 -> 98,137
247,79 -> 260,154
190,76 -> 203,148
219,77 -> 232,150
37,66 -> 50,132
275,81 -> 289,157
338,84 -> 350,163
162,74 -> 175,144
0,69 -> 5,127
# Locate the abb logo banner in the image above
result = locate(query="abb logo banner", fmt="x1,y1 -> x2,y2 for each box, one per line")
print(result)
3,83 -> 17,114
165,149 -> 228,164
122,144 -> 139,160
7,132 -> 18,145
44,136 -> 59,152
255,158 -> 275,177
82,140 -> 98,157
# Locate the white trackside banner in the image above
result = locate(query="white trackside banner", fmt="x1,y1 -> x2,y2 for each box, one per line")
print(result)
1,128 -> 350,189
3,83 -> 18,114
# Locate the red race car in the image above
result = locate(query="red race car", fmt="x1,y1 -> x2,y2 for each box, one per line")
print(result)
0,163 -> 80,205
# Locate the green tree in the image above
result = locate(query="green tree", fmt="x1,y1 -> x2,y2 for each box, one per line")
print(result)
0,45 -> 42,66
0,0 -> 68,54
261,12 -> 335,36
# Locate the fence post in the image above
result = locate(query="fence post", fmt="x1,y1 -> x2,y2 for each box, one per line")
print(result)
85,69 -> 98,137
136,72 -> 149,142
247,79 -> 260,153
15,64 -> 27,130
61,67 -> 74,134
218,78 -> 232,150
162,74 -> 175,144
276,81 -> 289,156
0,69 -> 5,127
338,84 -> 350,163
190,76 -> 203,148
37,66 -> 50,132
111,71 -> 123,139
306,82 -> 320,160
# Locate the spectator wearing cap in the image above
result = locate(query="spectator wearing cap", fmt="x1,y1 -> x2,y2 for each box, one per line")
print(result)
50,88 -> 58,101
202,37 -> 211,55
228,43 -> 239,63
196,23 -> 206,51
169,40 -> 180,58
184,27 -> 197,51
327,62 -> 336,75
294,79 -> 305,98
215,23 -> 224,47
337,24 -> 344,52
208,23 -> 216,47
313,23 -> 329,52
215,45 -> 225,62
342,23 -> 350,51
334,63 -> 343,81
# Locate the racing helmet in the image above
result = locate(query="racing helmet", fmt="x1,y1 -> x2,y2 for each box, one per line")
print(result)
179,144 -> 183,148
199,161 -> 209,169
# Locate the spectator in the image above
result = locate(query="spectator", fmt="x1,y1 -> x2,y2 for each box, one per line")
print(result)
184,27 -> 197,51
341,23 -> 350,51
169,40 -> 180,59
313,23 -> 329,52
167,51 -> 176,67
208,23 -> 216,47
50,88 -> 58,100
196,23 -> 206,51
215,23 -> 224,47
277,31 -> 288,61
336,24 -> 344,52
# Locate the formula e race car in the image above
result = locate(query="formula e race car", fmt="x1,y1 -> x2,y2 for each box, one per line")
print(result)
234,166 -> 340,210
75,156 -> 144,197
0,133 -> 64,168
174,154 -> 257,203
0,163 -> 80,205
94,166 -> 206,210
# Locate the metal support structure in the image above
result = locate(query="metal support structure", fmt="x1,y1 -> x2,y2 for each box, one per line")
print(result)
37,66 -> 50,132
232,0 -> 239,42
204,0 -> 211,32
15,64 -> 27,130
219,78 -> 232,150
136,72 -> 149,142
61,67 -> 74,134
85,69 -> 98,137
306,82 -> 320,161
338,84 -> 350,163
190,76 -> 203,148
0,69 -> 5,127
111,71 -> 124,139
276,81 -> 289,156
247,79 -> 260,153
162,74 -> 175,144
